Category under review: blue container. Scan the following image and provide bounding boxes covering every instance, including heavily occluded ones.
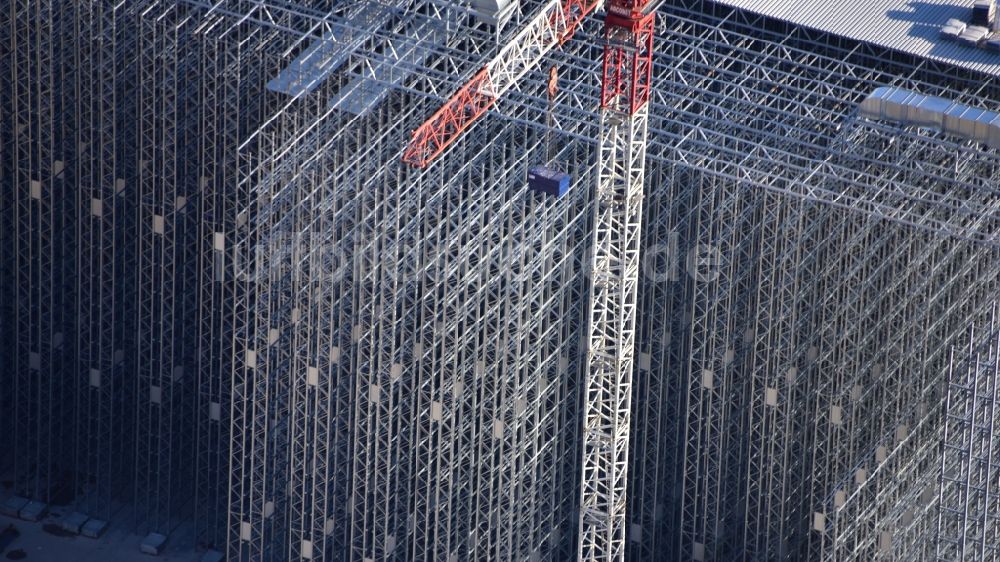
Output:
[527,165,571,197]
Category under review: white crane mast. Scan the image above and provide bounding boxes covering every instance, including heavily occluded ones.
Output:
[579,6,654,560]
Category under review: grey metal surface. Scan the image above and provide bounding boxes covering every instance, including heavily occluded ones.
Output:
[711,0,1000,78]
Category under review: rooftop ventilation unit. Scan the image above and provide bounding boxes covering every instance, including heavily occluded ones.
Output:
[940,18,967,40]
[470,0,519,31]
[958,24,990,46]
[972,0,996,28]
[859,86,1000,149]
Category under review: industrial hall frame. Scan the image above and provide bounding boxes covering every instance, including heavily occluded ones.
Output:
[0,0,999,561]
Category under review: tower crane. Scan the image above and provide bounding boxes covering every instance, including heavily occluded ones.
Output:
[579,2,653,560]
[402,1,656,560]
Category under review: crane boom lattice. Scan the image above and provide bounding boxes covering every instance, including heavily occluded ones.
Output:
[401,0,602,167]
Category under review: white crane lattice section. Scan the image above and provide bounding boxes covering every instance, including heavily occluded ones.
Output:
[579,104,647,562]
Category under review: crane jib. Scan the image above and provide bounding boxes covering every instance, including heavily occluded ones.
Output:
[401,0,603,168]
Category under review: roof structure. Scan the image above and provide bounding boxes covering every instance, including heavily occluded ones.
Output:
[711,0,1000,78]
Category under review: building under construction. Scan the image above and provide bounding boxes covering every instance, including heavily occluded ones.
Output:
[1,0,999,561]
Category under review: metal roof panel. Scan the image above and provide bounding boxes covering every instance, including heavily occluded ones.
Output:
[712,0,1000,77]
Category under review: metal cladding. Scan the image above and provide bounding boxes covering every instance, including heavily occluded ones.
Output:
[2,1,1000,561]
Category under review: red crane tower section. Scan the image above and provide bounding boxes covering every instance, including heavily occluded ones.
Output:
[601,0,654,115]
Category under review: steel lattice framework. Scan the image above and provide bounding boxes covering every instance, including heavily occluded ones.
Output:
[625,4,1000,561]
[4,0,78,508]
[0,0,148,529]
[134,2,598,560]
[937,316,1000,562]
[402,0,601,167]
[3,1,1000,561]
